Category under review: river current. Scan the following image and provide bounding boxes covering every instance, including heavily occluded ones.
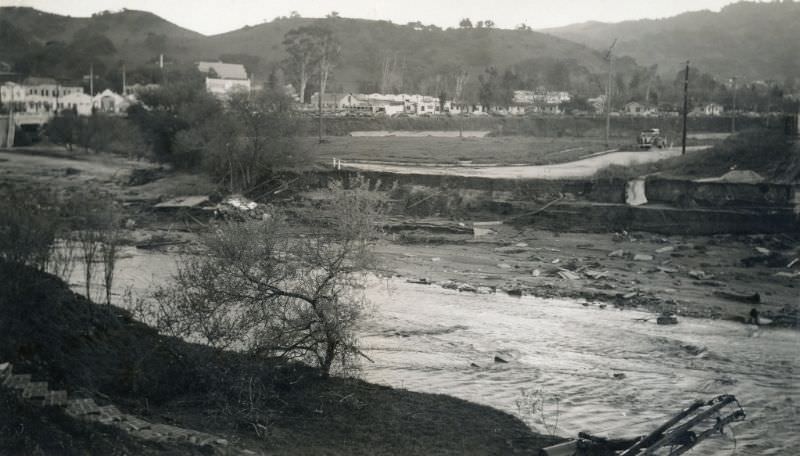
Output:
[80,248,799,455]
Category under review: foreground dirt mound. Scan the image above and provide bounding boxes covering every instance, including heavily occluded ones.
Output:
[0,263,559,455]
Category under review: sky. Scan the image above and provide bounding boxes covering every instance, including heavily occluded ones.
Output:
[7,0,738,36]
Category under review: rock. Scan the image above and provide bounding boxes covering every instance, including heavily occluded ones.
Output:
[633,254,654,261]
[532,269,541,277]
[657,314,679,325]
[21,381,48,400]
[515,242,528,247]
[681,344,706,356]
[494,356,509,364]
[688,270,713,280]
[43,390,69,407]
[608,249,625,258]
[406,278,430,285]
[495,246,529,254]
[622,292,638,299]
[755,247,771,255]
[473,227,496,238]
[441,281,458,290]
[557,270,580,280]
[613,373,626,380]
[498,263,512,269]
[470,363,481,368]
[431,257,441,262]
[655,246,674,254]
[713,290,761,304]
[458,284,477,293]
[584,270,609,279]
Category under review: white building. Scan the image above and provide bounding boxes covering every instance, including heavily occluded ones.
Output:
[703,102,724,116]
[92,89,130,115]
[59,92,93,116]
[197,61,251,99]
[0,79,85,116]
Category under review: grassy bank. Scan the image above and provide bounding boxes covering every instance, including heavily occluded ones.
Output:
[306,115,776,138]
[594,128,800,182]
[0,263,560,455]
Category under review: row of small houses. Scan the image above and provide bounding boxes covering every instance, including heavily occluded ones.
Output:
[306,90,572,116]
[0,78,156,118]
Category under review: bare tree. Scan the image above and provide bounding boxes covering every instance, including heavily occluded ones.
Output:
[314,27,340,102]
[454,70,469,101]
[99,204,121,306]
[77,228,100,301]
[380,52,405,94]
[283,28,318,104]
[153,178,385,377]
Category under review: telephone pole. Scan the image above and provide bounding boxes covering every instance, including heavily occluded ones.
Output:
[604,39,617,148]
[730,76,737,134]
[318,78,324,143]
[681,61,690,156]
[89,63,94,96]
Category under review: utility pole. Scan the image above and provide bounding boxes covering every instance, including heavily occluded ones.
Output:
[318,80,324,143]
[6,84,15,148]
[122,63,127,96]
[730,76,737,134]
[681,61,690,156]
[604,39,617,148]
[159,54,166,84]
[89,63,94,97]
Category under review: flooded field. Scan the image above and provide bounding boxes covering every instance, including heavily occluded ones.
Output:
[75,248,799,455]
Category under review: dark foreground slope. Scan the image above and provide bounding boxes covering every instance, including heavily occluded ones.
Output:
[0,263,559,455]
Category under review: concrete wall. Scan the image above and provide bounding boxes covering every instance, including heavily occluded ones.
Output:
[296,169,799,234]
[645,177,796,209]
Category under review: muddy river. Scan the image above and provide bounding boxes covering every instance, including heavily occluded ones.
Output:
[77,248,799,455]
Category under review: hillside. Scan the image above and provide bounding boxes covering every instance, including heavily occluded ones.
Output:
[198,17,630,93]
[0,7,203,63]
[542,1,800,82]
[0,7,636,97]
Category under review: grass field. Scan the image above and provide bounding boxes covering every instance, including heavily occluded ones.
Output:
[304,136,626,166]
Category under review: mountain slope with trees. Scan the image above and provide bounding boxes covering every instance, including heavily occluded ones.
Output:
[0,7,638,100]
[542,1,800,85]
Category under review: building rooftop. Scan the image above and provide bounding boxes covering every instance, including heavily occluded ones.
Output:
[196,61,248,80]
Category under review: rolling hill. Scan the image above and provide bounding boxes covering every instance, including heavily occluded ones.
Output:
[542,1,800,83]
[0,7,634,97]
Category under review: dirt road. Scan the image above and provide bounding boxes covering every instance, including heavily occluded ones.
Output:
[342,146,711,179]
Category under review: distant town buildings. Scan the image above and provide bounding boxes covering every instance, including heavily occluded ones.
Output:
[305,89,577,117]
[92,89,130,115]
[197,61,251,99]
[703,102,725,116]
[0,78,86,117]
